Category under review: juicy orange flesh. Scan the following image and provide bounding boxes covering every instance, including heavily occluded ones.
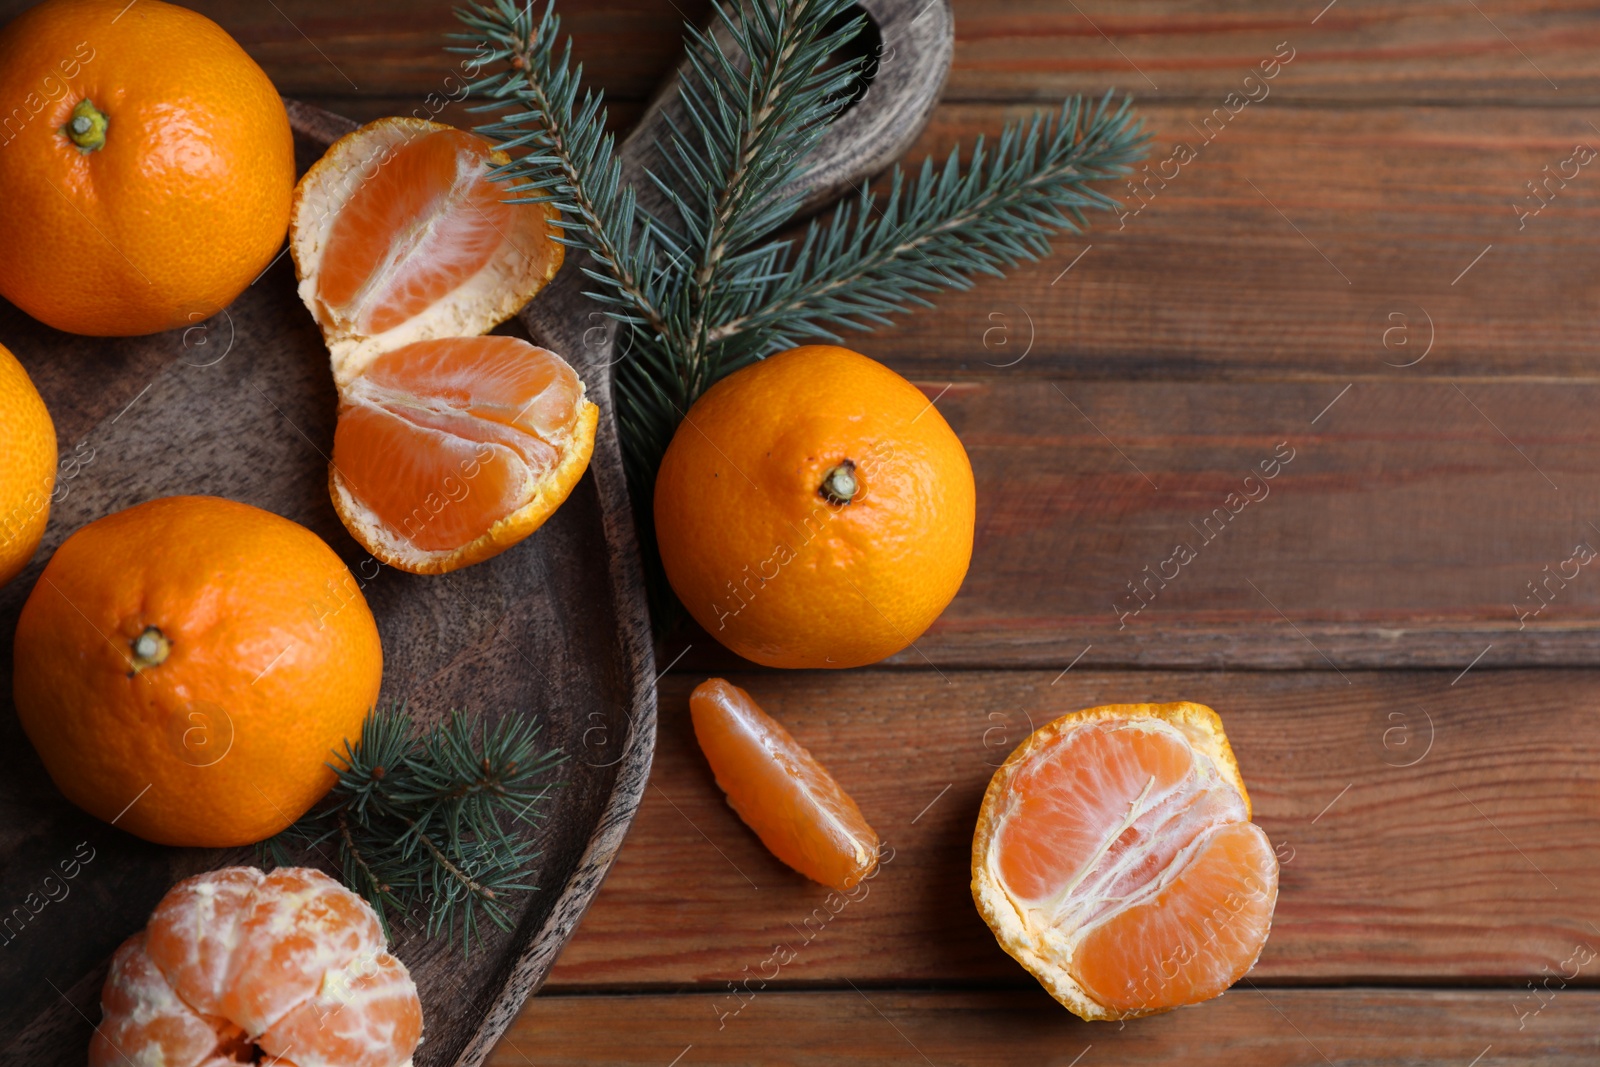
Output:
[333,336,581,553]
[992,721,1274,1014]
[316,127,512,335]
[1073,820,1277,1014]
[93,867,421,1067]
[690,678,879,892]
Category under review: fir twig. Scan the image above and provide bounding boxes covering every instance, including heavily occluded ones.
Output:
[650,0,868,396]
[270,705,565,949]
[708,93,1145,359]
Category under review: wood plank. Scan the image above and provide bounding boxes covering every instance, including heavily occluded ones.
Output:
[497,988,1600,1066]
[13,3,1593,381]
[664,375,1600,669]
[861,103,1600,382]
[27,2,1600,106]
[547,669,1600,987]
[944,0,1600,105]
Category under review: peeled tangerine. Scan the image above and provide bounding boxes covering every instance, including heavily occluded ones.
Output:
[291,117,596,574]
[691,679,879,891]
[91,866,422,1067]
[972,702,1278,1020]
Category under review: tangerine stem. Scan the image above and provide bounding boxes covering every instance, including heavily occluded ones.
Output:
[62,99,107,153]
[819,460,858,506]
[130,626,170,672]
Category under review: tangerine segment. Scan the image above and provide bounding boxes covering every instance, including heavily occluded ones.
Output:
[1073,821,1277,1014]
[259,950,424,1067]
[972,702,1276,1021]
[316,128,511,337]
[289,117,562,383]
[690,678,879,891]
[144,866,265,1016]
[90,934,217,1067]
[330,336,599,574]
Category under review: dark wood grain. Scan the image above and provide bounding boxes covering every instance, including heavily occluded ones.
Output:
[24,1,1597,108]
[499,988,1600,1066]
[547,669,1599,987]
[1,0,1595,1063]
[856,103,1600,382]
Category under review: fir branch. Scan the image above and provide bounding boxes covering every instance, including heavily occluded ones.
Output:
[270,705,564,949]
[450,0,1145,624]
[651,0,867,395]
[707,93,1145,361]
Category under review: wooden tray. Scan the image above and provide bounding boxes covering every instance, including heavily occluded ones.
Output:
[0,0,951,1060]
[0,101,657,1067]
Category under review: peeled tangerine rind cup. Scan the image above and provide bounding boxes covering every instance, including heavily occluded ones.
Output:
[290,116,597,575]
[972,702,1279,1021]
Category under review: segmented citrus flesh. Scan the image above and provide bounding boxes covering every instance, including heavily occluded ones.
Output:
[91,866,422,1067]
[972,703,1277,1020]
[690,678,879,891]
[330,335,598,573]
[315,128,511,337]
[289,116,562,385]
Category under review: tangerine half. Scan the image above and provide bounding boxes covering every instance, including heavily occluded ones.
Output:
[290,117,563,385]
[972,702,1278,1020]
[690,678,879,891]
[329,335,598,574]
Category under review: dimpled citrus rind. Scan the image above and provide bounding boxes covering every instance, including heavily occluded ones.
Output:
[12,496,382,847]
[0,343,55,588]
[654,345,975,669]
[0,0,293,336]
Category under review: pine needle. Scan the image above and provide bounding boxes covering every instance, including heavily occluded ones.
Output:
[268,705,565,950]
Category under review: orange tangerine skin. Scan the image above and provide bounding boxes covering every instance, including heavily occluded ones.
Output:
[12,496,383,847]
[0,0,294,336]
[656,346,975,670]
[0,342,56,588]
[691,678,879,891]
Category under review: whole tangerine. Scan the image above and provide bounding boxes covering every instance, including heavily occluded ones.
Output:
[0,0,294,336]
[0,341,57,587]
[654,345,975,669]
[13,495,383,847]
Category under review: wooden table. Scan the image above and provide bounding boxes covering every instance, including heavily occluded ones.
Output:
[55,1,1600,1062]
